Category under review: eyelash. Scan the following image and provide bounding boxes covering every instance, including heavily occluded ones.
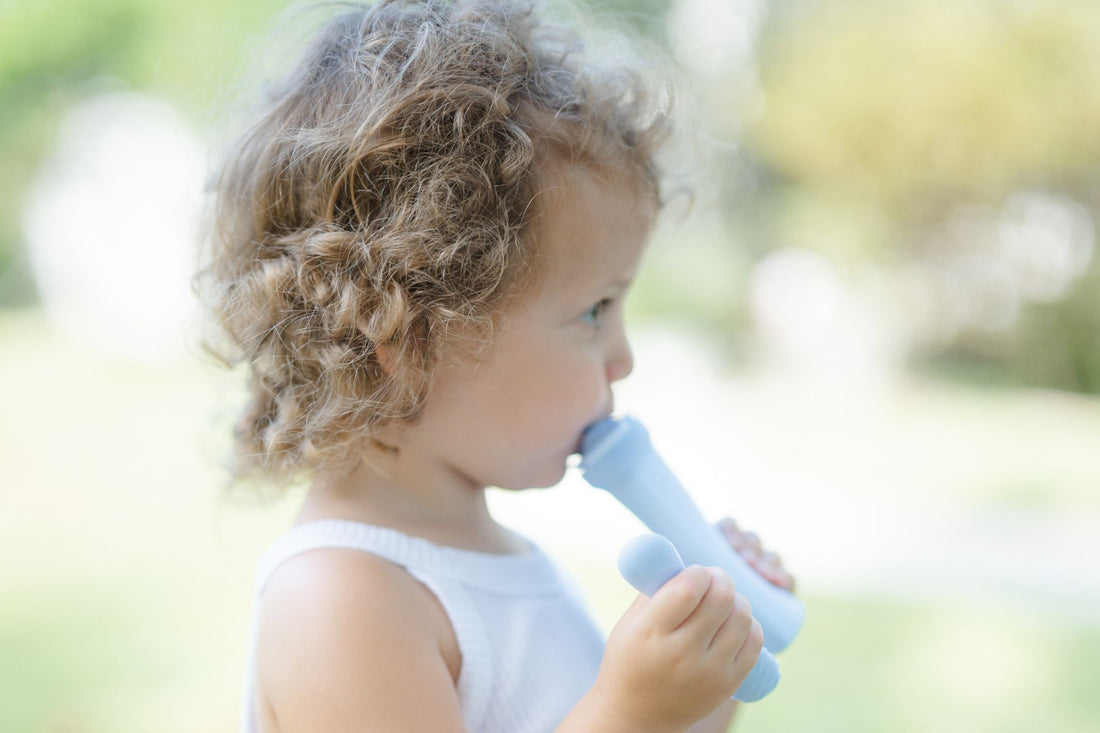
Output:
[581,298,614,326]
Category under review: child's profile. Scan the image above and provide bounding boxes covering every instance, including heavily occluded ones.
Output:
[198,1,794,731]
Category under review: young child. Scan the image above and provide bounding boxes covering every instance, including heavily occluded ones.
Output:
[201,1,794,731]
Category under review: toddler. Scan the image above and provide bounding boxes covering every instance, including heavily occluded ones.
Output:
[200,1,794,731]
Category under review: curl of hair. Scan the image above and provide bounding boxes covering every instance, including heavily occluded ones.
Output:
[197,0,672,491]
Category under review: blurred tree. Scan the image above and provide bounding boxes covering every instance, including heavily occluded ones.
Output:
[5,0,1100,393]
[753,0,1100,210]
[0,0,666,308]
[0,0,279,306]
[584,0,675,40]
[0,0,147,304]
[742,0,1100,392]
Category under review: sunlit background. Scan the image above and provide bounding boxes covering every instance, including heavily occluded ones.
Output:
[2,0,1098,731]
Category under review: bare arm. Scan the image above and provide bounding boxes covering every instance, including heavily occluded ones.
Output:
[255,550,468,733]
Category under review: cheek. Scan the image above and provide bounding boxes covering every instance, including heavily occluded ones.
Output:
[493,331,605,433]
[531,352,605,424]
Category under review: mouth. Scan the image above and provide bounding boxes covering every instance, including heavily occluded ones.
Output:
[573,408,616,456]
[572,425,595,456]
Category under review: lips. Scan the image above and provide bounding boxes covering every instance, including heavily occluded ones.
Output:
[574,406,615,455]
[572,425,594,455]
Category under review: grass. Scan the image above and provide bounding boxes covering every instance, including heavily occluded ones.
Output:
[2,308,1099,733]
[742,596,1100,733]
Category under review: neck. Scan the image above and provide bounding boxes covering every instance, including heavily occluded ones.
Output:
[297,444,521,554]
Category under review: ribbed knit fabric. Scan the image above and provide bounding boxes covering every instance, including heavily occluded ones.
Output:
[241,519,606,733]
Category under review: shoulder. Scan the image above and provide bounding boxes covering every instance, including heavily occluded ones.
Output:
[254,548,464,732]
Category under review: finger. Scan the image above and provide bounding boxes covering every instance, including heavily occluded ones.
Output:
[734,617,765,670]
[621,588,650,618]
[767,568,796,592]
[759,566,794,591]
[718,520,794,590]
[754,550,781,576]
[647,565,712,632]
[678,568,738,645]
[721,520,763,561]
[707,588,753,655]
[720,615,764,691]
[718,518,746,550]
[755,551,796,592]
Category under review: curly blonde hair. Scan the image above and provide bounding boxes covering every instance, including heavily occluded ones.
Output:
[199,0,672,490]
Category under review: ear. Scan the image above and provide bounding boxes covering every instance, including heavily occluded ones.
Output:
[375,343,397,375]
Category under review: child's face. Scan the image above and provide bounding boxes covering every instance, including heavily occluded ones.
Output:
[411,167,652,491]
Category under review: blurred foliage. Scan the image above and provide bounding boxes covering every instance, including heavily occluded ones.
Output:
[3,0,1100,392]
[742,0,1100,391]
[585,0,675,39]
[0,0,666,307]
[754,0,1100,204]
[0,0,280,305]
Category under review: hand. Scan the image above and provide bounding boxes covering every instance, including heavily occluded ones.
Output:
[718,518,795,593]
[593,566,764,732]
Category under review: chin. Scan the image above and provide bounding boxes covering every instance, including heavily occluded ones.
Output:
[496,458,569,491]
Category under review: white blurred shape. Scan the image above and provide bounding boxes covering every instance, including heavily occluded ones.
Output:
[747,247,894,394]
[750,247,841,345]
[996,191,1094,303]
[900,261,958,347]
[953,254,1019,332]
[901,191,1095,348]
[669,0,762,74]
[23,90,205,363]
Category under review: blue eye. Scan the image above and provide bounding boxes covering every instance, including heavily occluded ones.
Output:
[582,298,613,326]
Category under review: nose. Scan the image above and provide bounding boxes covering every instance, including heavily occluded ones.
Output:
[606,329,634,383]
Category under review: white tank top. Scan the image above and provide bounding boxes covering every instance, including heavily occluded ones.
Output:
[241,519,606,733]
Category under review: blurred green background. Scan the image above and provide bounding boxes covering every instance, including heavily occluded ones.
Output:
[2,0,1098,731]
